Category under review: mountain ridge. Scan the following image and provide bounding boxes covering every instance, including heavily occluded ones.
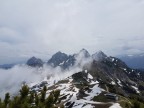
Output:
[1,49,144,108]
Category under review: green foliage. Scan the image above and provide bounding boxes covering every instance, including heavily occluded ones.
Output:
[20,102,31,108]
[54,90,60,103]
[0,85,62,108]
[45,93,54,108]
[125,103,129,108]
[29,92,34,103]
[9,96,21,108]
[43,85,47,92]
[20,85,29,99]
[4,92,10,106]
[0,98,4,108]
[40,90,46,103]
[35,93,39,106]
[39,86,47,103]
[132,100,140,108]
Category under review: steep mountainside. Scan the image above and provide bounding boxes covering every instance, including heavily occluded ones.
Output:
[27,50,144,108]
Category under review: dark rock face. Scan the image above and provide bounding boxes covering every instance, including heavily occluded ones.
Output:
[81,55,144,98]
[27,57,43,67]
[62,55,76,69]
[47,49,91,69]
[69,55,144,101]
[72,71,88,83]
[48,51,76,69]
[48,51,68,67]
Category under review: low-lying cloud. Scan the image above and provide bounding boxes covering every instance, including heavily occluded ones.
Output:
[0,52,95,99]
[0,62,89,99]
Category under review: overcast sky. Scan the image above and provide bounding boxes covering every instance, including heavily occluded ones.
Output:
[0,0,144,64]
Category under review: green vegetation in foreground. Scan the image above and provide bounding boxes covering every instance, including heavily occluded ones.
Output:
[120,99,144,108]
[93,92,110,102]
[0,85,64,108]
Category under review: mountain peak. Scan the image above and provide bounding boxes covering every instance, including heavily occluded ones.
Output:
[48,51,69,67]
[55,51,63,55]
[78,48,90,58]
[79,48,89,53]
[27,56,43,67]
[92,50,107,61]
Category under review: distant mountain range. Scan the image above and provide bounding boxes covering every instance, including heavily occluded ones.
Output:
[1,50,144,70]
[0,63,15,69]
[118,54,144,69]
[26,49,110,69]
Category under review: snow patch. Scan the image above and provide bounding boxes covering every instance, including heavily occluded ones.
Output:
[117,79,122,87]
[84,84,104,100]
[59,61,65,65]
[88,73,93,79]
[109,103,122,108]
[112,58,115,62]
[131,86,140,93]
[111,81,116,85]
[85,70,88,73]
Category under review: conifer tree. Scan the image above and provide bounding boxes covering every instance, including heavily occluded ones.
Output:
[29,92,34,103]
[35,93,39,106]
[54,90,60,103]
[43,85,47,92]
[0,98,4,108]
[40,90,46,103]
[20,85,29,99]
[4,92,10,107]
[132,100,140,108]
[9,96,20,108]
[45,93,54,108]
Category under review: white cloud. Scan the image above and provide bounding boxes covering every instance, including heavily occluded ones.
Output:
[0,0,144,64]
[0,63,83,99]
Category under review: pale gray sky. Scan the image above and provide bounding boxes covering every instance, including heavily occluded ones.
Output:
[0,0,144,64]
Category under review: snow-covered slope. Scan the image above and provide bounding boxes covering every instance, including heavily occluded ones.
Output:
[29,70,122,108]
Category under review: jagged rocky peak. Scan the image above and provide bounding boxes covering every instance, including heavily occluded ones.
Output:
[53,51,68,58]
[92,50,107,61]
[27,56,43,67]
[49,51,68,60]
[77,48,90,58]
[48,51,69,67]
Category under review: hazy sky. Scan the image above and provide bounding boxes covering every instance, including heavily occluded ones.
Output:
[0,0,144,64]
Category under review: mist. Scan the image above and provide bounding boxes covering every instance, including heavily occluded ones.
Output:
[0,56,93,99]
[0,51,95,99]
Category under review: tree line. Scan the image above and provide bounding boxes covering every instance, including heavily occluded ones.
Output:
[0,85,64,108]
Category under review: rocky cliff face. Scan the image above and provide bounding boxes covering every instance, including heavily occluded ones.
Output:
[27,56,43,67]
[47,51,76,69]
